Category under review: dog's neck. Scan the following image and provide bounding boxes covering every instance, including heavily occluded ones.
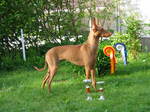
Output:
[86,31,99,50]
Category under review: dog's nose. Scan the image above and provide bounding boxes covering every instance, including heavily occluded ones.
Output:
[104,32,112,37]
[109,32,112,36]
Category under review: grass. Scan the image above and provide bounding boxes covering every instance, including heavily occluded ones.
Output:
[0,53,150,112]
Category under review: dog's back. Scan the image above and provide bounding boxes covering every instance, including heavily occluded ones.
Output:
[46,44,85,66]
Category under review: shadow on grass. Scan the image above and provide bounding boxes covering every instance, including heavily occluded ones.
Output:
[115,61,150,76]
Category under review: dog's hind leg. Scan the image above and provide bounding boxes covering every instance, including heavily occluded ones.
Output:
[47,66,57,93]
[41,69,50,89]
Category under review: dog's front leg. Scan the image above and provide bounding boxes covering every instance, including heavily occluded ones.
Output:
[91,69,96,90]
[85,66,91,79]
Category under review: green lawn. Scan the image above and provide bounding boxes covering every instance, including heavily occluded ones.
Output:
[0,53,150,112]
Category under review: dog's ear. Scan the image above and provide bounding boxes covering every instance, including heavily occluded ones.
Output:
[96,18,102,26]
[92,18,97,26]
[92,17,97,31]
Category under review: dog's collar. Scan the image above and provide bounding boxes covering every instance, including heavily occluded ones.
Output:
[94,31,103,37]
[90,45,98,49]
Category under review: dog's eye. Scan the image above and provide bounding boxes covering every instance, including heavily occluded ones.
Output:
[100,28,104,31]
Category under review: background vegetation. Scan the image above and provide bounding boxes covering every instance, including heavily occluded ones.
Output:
[110,15,143,59]
[0,0,120,72]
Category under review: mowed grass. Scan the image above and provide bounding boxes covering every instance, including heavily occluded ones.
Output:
[0,53,150,112]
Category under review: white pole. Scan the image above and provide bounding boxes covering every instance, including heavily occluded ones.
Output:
[21,29,26,61]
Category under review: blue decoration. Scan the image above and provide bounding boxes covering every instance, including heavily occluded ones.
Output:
[114,43,127,65]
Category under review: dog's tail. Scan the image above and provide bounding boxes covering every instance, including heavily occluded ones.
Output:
[33,62,47,72]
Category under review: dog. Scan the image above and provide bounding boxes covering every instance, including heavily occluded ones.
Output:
[34,18,112,92]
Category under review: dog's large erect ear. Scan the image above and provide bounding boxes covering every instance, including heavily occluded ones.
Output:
[92,17,97,29]
[95,18,101,26]
[92,18,97,26]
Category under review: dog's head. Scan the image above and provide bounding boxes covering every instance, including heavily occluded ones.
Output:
[92,18,112,38]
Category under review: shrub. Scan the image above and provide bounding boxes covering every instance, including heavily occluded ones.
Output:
[0,52,23,71]
[111,15,142,59]
[96,40,111,76]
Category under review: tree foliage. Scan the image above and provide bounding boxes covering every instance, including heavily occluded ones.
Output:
[110,15,142,59]
[0,0,119,70]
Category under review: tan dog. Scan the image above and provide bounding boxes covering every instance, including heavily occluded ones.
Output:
[34,18,112,92]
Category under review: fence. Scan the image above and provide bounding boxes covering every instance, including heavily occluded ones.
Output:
[141,37,150,52]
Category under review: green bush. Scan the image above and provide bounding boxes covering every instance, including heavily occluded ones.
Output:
[0,48,44,71]
[143,23,150,39]
[0,52,23,70]
[111,15,142,59]
[96,40,111,76]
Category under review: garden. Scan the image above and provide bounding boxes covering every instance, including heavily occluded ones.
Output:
[0,0,150,112]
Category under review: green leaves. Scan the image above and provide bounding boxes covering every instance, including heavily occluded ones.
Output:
[110,15,142,59]
[96,40,111,75]
[0,0,118,70]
